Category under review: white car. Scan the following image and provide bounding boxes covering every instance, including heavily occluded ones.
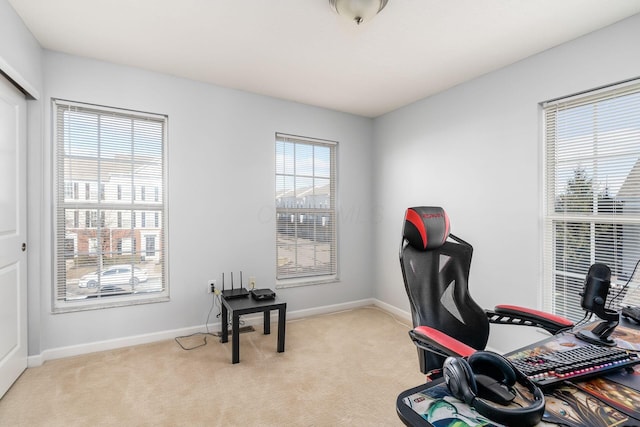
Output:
[78,265,148,288]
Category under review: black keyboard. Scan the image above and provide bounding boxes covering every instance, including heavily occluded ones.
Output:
[510,344,640,387]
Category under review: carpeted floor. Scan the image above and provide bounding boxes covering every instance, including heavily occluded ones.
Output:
[0,306,425,426]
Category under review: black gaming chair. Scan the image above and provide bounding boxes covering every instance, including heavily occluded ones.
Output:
[399,206,574,377]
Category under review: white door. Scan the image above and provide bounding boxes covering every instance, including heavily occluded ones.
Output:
[0,74,27,398]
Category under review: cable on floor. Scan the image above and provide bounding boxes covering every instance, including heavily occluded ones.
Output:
[175,293,218,350]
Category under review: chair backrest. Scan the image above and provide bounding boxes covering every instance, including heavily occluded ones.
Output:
[399,207,489,373]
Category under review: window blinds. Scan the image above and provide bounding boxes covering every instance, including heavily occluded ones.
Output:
[543,80,640,321]
[275,133,337,281]
[53,99,168,310]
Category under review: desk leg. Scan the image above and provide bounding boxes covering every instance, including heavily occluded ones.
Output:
[277,307,286,353]
[220,303,228,343]
[264,310,270,335]
[232,314,240,364]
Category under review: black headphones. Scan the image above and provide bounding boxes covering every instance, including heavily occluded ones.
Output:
[443,351,545,426]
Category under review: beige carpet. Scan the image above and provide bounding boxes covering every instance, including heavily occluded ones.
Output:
[0,306,425,426]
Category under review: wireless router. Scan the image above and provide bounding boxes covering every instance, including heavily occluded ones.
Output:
[222,271,249,299]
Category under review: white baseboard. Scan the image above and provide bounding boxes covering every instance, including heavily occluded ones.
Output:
[371,299,411,323]
[286,298,376,320]
[28,324,207,367]
[28,298,380,367]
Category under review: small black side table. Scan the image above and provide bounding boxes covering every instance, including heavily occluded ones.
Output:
[220,294,287,364]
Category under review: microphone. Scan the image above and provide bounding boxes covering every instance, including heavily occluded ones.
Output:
[580,263,613,314]
[577,263,619,346]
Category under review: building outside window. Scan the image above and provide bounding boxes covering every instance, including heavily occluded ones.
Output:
[543,80,640,321]
[53,99,168,311]
[64,182,73,199]
[275,133,337,285]
[146,236,156,257]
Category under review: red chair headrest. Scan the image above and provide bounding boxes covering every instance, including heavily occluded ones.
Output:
[403,207,450,250]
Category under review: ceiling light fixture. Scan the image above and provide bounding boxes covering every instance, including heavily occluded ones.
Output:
[329,0,389,25]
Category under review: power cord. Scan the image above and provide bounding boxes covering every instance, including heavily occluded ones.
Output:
[174,293,248,350]
[174,293,219,350]
[572,311,592,329]
[174,332,216,351]
[608,257,640,307]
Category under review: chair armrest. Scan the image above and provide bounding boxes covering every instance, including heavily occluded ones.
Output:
[487,304,574,334]
[409,326,477,358]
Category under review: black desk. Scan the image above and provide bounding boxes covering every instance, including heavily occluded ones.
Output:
[397,318,640,426]
[220,295,286,364]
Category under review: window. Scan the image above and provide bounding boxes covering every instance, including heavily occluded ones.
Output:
[64,182,73,198]
[543,80,640,321]
[146,236,156,257]
[275,133,337,284]
[53,99,168,311]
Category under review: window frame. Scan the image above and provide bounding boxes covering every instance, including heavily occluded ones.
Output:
[275,133,338,288]
[542,79,640,321]
[52,99,169,312]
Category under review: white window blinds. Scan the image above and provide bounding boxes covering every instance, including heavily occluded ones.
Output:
[53,99,168,310]
[543,80,640,321]
[275,133,337,282]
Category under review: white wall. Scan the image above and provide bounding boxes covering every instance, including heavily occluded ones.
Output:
[372,13,640,353]
[0,0,41,97]
[29,51,374,356]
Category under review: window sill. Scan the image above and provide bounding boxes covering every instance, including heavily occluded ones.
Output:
[52,293,169,314]
[275,276,339,289]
